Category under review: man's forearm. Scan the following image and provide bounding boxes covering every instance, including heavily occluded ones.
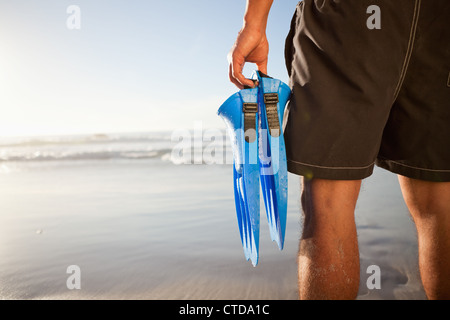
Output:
[243,0,274,33]
[228,0,272,88]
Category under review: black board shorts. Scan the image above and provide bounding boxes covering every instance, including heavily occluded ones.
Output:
[284,0,450,182]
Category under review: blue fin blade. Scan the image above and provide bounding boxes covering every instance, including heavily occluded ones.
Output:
[218,88,260,266]
[256,72,291,251]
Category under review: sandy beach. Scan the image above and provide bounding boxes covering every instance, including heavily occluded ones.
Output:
[0,133,426,300]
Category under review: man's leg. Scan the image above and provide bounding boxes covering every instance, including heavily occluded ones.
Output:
[298,178,361,300]
[398,176,450,299]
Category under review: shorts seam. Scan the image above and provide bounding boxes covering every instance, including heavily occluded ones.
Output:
[392,0,421,102]
[287,159,375,170]
[378,159,450,173]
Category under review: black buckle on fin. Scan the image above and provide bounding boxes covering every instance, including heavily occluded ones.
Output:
[263,93,281,137]
[243,103,257,143]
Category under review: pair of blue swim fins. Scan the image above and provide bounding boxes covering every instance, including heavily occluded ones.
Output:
[218,71,291,266]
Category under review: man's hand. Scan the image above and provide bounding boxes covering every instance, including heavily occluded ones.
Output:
[228,27,269,89]
[228,0,273,89]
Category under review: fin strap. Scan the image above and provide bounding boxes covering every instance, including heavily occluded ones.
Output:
[264,93,280,137]
[243,103,258,143]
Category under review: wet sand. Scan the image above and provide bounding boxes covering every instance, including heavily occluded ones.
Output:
[0,157,426,300]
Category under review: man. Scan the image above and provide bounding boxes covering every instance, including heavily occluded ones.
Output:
[228,0,450,300]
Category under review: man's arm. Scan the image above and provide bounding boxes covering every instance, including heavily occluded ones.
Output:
[228,0,273,89]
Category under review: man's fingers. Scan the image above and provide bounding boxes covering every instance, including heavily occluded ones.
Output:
[229,57,255,89]
[228,63,244,89]
[257,60,268,76]
[235,70,256,89]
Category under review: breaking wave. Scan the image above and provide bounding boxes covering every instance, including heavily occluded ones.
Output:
[0,131,231,164]
[0,132,174,163]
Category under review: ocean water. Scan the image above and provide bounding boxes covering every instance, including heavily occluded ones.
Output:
[0,132,425,299]
[0,132,301,299]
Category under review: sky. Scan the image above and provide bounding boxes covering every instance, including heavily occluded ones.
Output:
[0,0,297,137]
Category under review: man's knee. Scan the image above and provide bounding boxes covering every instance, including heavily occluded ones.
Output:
[301,178,361,213]
[398,176,450,220]
[300,178,361,236]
